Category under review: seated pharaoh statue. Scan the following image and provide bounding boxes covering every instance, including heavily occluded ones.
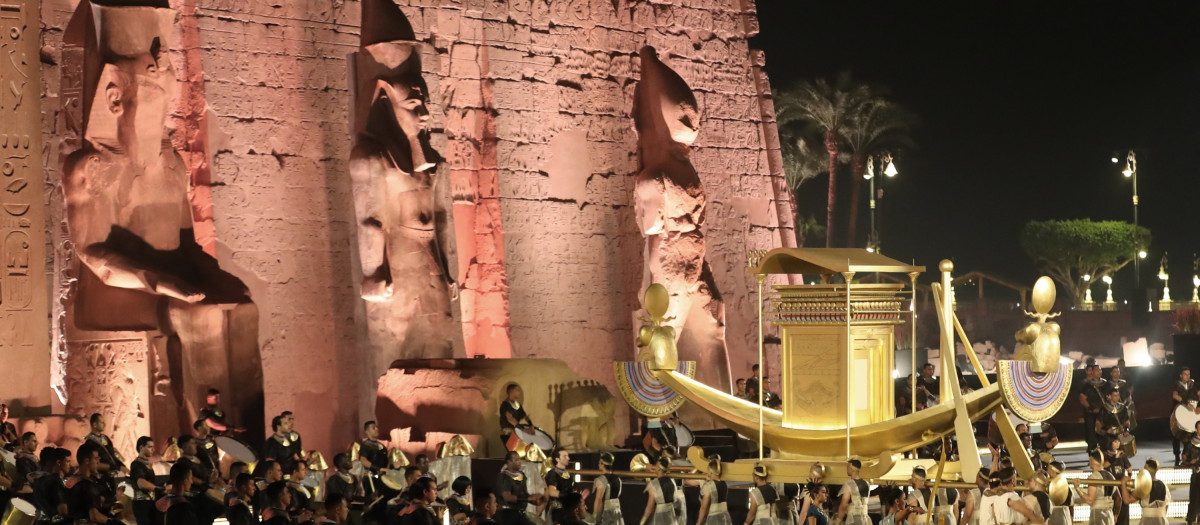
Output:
[62,1,263,440]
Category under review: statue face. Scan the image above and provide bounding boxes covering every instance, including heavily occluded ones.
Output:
[103,50,176,163]
[375,76,433,173]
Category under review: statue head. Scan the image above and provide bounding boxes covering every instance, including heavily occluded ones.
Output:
[1030,276,1056,316]
[351,0,434,174]
[633,46,700,150]
[83,3,177,164]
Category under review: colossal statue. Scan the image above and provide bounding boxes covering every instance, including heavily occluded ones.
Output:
[349,0,455,365]
[631,47,730,392]
[61,1,262,441]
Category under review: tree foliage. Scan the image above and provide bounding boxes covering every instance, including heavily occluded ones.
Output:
[1019,220,1151,307]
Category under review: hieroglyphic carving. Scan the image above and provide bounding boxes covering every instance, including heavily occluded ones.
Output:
[0,0,50,409]
[64,339,150,462]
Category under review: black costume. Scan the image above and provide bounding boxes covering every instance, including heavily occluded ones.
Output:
[262,434,301,477]
[129,457,159,525]
[1173,379,1196,462]
[160,494,200,525]
[1080,378,1108,450]
[261,507,294,525]
[66,474,113,525]
[227,497,258,525]
[1186,436,1200,525]
[495,468,536,525]
[326,472,359,502]
[544,467,575,523]
[199,406,228,435]
[499,401,531,448]
[1097,399,1136,454]
[31,472,68,522]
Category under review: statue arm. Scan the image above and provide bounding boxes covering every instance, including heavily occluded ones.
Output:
[349,149,391,300]
[77,243,204,303]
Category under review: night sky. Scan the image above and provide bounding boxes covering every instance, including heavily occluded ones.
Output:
[752,2,1200,299]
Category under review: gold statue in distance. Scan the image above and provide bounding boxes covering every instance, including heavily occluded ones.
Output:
[638,284,678,370]
[1014,276,1062,374]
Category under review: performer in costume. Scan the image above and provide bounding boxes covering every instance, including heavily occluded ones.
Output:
[905,468,932,525]
[1074,451,1116,525]
[354,420,392,503]
[1121,459,1169,525]
[696,456,730,525]
[474,489,500,525]
[1078,363,1108,451]
[67,441,115,525]
[160,463,200,525]
[745,464,780,525]
[1185,424,1200,525]
[263,416,301,477]
[129,437,162,525]
[193,419,220,475]
[1171,367,1196,466]
[1107,367,1131,403]
[1020,474,1051,525]
[402,478,441,525]
[496,451,545,525]
[260,481,296,525]
[1045,462,1073,525]
[880,488,913,525]
[500,384,534,449]
[321,494,351,525]
[447,476,473,525]
[960,468,989,525]
[325,453,362,503]
[835,459,870,525]
[981,468,1042,525]
[225,474,258,525]
[31,447,71,523]
[199,389,232,435]
[1097,388,1136,459]
[590,452,625,525]
[643,456,679,525]
[804,484,829,525]
[544,448,576,523]
[85,413,127,493]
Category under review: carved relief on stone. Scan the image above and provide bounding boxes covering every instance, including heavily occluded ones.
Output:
[60,1,263,441]
[0,0,51,409]
[64,339,150,461]
[349,0,456,364]
[631,46,730,392]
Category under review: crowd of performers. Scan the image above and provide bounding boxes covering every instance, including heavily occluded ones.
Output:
[1,359,1196,525]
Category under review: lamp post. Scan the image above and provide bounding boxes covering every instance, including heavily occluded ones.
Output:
[1102,275,1115,311]
[1118,151,1141,287]
[864,154,897,253]
[1083,274,1094,311]
[1159,253,1172,311]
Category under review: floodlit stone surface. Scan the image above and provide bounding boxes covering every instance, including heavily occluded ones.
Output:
[35,0,791,455]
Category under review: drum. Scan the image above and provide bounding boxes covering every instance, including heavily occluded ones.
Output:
[675,423,694,447]
[1174,403,1200,435]
[507,426,554,452]
[0,449,17,479]
[215,436,258,464]
[2,497,37,525]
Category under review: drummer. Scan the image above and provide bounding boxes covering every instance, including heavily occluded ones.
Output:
[15,432,39,489]
[193,420,220,475]
[500,384,534,452]
[200,389,232,436]
[357,420,389,501]
[31,447,71,522]
[1172,367,1197,466]
[496,450,546,525]
[0,403,17,444]
[67,441,114,525]
[130,437,162,525]
[1097,388,1136,457]
[159,463,198,525]
[85,413,127,486]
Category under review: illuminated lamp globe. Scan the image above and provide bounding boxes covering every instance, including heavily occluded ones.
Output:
[884,160,898,177]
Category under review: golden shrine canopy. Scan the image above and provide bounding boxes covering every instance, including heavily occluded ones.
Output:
[750,248,925,275]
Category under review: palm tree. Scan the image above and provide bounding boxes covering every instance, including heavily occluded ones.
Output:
[775,73,874,247]
[841,99,917,246]
[780,134,826,246]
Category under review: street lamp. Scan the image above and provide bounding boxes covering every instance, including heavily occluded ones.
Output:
[1102,275,1115,311]
[1159,253,1172,311]
[1082,274,1094,311]
[865,154,898,253]
[1120,150,1140,287]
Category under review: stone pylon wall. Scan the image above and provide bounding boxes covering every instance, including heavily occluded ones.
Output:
[37,0,791,455]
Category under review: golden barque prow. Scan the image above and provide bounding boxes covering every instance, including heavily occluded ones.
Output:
[638,283,678,371]
[1013,276,1061,373]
